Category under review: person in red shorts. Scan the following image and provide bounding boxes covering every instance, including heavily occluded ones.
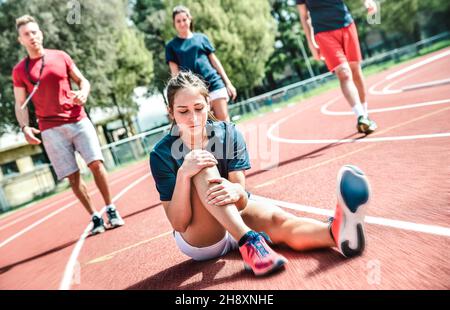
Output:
[12,15,124,235]
[297,0,378,134]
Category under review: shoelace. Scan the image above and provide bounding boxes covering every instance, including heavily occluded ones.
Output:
[92,216,102,227]
[248,232,273,258]
[107,209,117,219]
[258,232,272,244]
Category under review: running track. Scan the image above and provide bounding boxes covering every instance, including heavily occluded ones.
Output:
[1,48,449,290]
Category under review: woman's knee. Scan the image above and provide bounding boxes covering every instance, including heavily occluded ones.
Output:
[271,211,291,227]
[192,165,220,183]
[211,99,229,121]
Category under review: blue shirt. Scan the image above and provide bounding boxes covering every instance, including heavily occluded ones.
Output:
[165,33,225,92]
[150,120,251,201]
[296,0,353,34]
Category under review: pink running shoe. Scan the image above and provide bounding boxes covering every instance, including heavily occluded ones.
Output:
[239,231,287,276]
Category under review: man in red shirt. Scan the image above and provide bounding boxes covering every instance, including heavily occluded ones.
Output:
[12,15,124,235]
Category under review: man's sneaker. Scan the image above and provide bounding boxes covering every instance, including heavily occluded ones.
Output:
[106,208,125,228]
[90,215,106,235]
[368,119,378,133]
[330,165,370,258]
[357,116,377,134]
[239,231,287,276]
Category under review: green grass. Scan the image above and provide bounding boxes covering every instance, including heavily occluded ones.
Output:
[418,39,450,55]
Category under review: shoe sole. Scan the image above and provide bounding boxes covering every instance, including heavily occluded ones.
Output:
[368,123,378,134]
[336,165,370,257]
[244,258,287,276]
[91,226,106,235]
[109,219,125,228]
[357,121,369,133]
[358,121,378,135]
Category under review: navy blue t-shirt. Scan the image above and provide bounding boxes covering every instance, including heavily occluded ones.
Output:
[150,120,251,201]
[165,33,225,92]
[296,0,353,34]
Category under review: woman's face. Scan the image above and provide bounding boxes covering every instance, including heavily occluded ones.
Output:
[171,87,209,137]
[173,12,191,34]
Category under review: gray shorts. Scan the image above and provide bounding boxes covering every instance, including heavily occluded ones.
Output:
[41,118,104,180]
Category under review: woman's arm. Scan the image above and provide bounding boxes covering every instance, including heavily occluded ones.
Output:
[208,53,237,100]
[206,170,248,211]
[228,171,248,210]
[168,61,180,77]
[161,168,192,232]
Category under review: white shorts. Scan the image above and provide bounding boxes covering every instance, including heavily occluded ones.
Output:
[41,118,104,180]
[209,87,229,102]
[173,230,238,261]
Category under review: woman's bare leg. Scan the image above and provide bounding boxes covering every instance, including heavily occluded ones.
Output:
[210,98,230,122]
[180,183,229,247]
[190,166,251,240]
[241,199,335,251]
[177,165,252,247]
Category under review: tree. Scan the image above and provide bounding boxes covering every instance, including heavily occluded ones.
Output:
[131,0,169,95]
[374,0,450,41]
[266,0,312,88]
[111,27,154,136]
[0,0,153,134]
[346,0,450,48]
[132,0,276,98]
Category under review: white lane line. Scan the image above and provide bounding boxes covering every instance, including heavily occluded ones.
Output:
[269,131,450,144]
[369,49,450,95]
[0,169,149,249]
[321,98,450,116]
[386,49,450,80]
[369,77,399,95]
[383,75,450,93]
[401,78,450,91]
[0,168,145,232]
[0,163,146,224]
[59,173,151,290]
[0,198,76,232]
[251,195,450,237]
[0,201,77,249]
[270,103,450,144]
[381,73,412,94]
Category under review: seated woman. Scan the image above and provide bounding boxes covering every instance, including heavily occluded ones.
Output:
[150,71,371,276]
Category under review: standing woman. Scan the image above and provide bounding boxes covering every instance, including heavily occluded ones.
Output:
[165,5,236,122]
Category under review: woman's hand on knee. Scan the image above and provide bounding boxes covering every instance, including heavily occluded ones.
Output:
[179,150,218,178]
[206,178,245,206]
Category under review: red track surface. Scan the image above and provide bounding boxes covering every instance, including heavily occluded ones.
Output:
[1,48,449,290]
